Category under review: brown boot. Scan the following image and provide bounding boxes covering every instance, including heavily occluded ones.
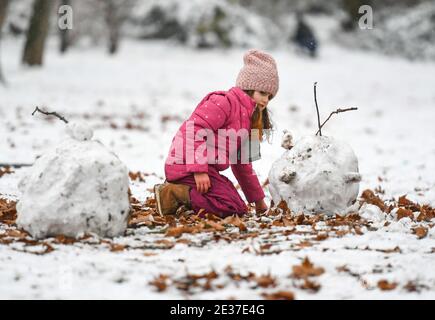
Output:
[154,182,191,216]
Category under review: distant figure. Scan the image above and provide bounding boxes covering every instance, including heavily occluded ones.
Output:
[292,13,318,58]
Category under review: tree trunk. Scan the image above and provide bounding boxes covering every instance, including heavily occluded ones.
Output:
[0,0,9,29]
[101,0,136,55]
[104,0,120,55]
[22,0,54,66]
[59,0,71,54]
[0,0,10,84]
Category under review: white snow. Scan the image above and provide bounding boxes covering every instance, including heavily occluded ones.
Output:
[269,135,360,215]
[0,15,435,299]
[359,203,386,228]
[16,123,130,239]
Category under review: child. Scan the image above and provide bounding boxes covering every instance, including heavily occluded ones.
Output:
[154,49,279,218]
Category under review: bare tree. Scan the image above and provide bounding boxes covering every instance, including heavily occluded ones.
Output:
[0,0,10,84]
[104,0,119,54]
[22,0,54,66]
[0,0,8,35]
[101,0,136,55]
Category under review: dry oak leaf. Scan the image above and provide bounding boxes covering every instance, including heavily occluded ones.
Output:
[110,243,126,252]
[54,235,77,245]
[262,291,295,300]
[315,233,329,241]
[292,257,325,278]
[3,229,28,239]
[0,198,17,224]
[166,225,199,238]
[300,279,321,292]
[222,215,247,232]
[128,171,146,182]
[377,280,397,291]
[398,195,415,207]
[403,281,429,293]
[149,274,170,292]
[203,220,225,232]
[128,212,154,227]
[255,274,277,288]
[360,189,386,211]
[412,227,428,239]
[277,200,290,213]
[0,166,14,178]
[417,205,435,222]
[396,207,414,221]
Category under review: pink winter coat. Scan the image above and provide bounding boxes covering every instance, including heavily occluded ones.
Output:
[164,86,265,203]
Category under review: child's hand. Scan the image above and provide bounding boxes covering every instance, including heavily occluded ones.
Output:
[194,172,211,193]
[255,199,268,214]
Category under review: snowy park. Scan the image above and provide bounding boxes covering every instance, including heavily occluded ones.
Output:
[0,0,434,300]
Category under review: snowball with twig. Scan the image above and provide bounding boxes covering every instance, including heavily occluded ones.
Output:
[268,83,361,215]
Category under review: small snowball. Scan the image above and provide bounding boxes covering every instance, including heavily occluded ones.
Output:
[384,217,414,233]
[281,130,294,150]
[360,203,386,227]
[66,122,93,141]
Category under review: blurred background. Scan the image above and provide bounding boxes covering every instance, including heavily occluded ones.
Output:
[1,0,435,201]
[1,0,435,71]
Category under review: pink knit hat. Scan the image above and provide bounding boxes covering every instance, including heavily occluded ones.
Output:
[236,49,279,98]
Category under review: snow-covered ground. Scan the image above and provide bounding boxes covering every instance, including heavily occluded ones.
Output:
[1,32,435,299]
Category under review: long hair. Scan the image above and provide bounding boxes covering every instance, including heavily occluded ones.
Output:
[244,90,274,143]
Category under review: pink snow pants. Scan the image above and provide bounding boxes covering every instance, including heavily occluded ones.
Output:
[168,166,248,218]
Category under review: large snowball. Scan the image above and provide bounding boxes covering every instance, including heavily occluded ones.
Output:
[268,134,361,215]
[16,123,130,239]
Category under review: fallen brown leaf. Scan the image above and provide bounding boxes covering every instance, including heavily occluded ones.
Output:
[315,233,329,241]
[128,171,146,182]
[0,166,14,178]
[300,278,321,292]
[396,207,414,220]
[222,215,247,232]
[262,290,295,300]
[0,198,17,225]
[149,274,169,292]
[292,257,325,278]
[360,189,386,211]
[110,244,126,252]
[378,280,397,291]
[255,274,277,288]
[412,227,428,239]
[203,220,225,232]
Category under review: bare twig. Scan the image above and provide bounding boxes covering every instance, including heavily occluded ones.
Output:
[32,106,69,124]
[315,107,358,135]
[313,82,322,136]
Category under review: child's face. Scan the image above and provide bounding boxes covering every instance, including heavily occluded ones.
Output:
[252,91,273,111]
